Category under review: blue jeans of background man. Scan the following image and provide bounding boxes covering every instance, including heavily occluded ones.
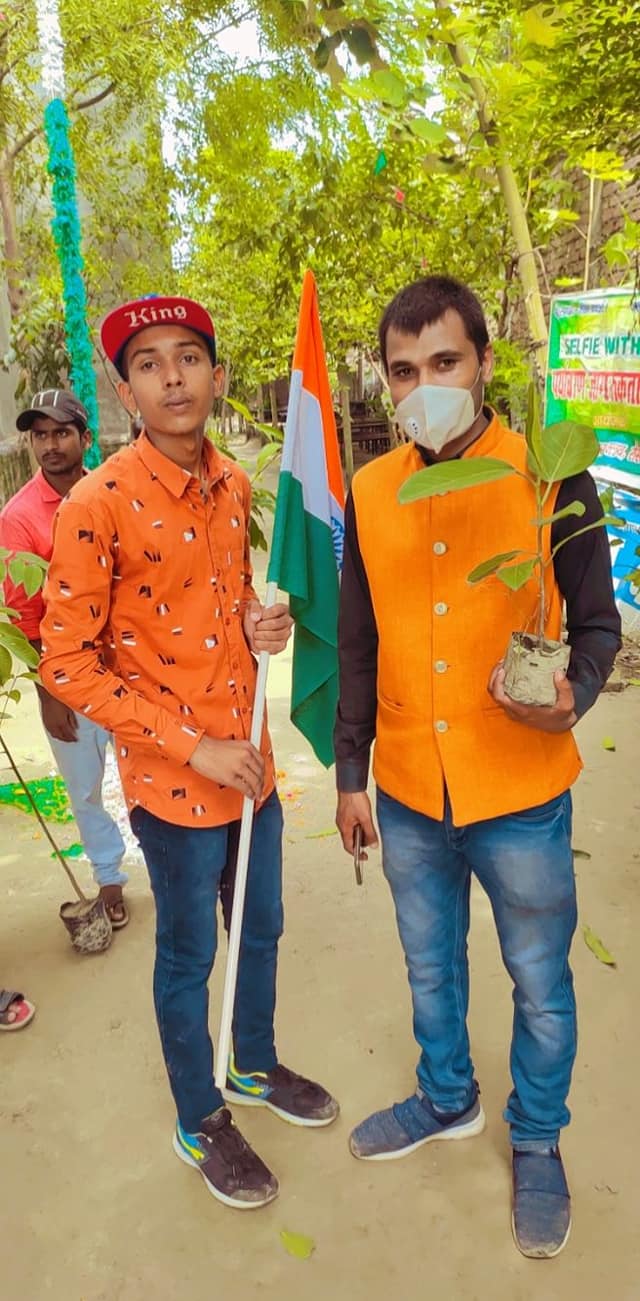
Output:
[45,712,127,888]
[376,787,577,1149]
[130,791,284,1134]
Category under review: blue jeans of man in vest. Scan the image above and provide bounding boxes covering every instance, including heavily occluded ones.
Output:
[377,786,577,1148]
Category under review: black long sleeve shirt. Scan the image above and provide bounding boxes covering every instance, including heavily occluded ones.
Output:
[334,466,622,793]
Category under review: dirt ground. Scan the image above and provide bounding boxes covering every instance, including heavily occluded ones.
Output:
[1,536,639,1301]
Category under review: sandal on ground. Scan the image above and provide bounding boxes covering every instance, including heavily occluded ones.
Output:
[99,886,130,930]
[0,989,36,1031]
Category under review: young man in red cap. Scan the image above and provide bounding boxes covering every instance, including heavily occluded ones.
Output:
[40,296,338,1210]
[0,389,129,928]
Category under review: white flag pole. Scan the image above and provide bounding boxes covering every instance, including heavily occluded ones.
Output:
[214,579,278,1089]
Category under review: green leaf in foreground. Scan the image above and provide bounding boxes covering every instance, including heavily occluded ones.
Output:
[583,925,617,968]
[534,421,599,482]
[305,829,337,839]
[468,551,522,584]
[530,500,586,528]
[496,558,537,591]
[573,849,592,860]
[280,1230,315,1260]
[0,643,12,685]
[399,458,516,504]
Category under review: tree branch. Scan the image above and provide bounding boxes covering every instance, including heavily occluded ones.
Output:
[73,81,116,112]
[9,123,43,164]
[0,52,27,90]
[8,80,115,162]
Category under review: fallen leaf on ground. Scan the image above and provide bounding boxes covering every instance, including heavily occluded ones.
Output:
[629,678,640,687]
[280,1229,315,1260]
[306,829,337,839]
[602,736,616,751]
[572,848,592,860]
[583,925,617,968]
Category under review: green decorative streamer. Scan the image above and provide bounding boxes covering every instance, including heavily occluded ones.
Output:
[44,98,101,469]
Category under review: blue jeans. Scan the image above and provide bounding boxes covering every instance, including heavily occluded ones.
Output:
[46,713,127,889]
[130,791,284,1133]
[377,787,577,1148]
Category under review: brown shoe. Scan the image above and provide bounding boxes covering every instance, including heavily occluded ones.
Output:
[173,1107,278,1209]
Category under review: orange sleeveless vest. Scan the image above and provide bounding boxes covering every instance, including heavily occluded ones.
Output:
[351,414,582,825]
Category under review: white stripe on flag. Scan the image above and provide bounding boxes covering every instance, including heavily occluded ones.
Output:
[280,368,331,527]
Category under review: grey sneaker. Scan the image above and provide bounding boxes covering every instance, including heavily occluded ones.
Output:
[512,1148,571,1258]
[350,1085,485,1161]
[173,1106,279,1209]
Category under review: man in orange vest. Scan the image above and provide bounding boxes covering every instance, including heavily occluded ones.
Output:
[334,276,621,1258]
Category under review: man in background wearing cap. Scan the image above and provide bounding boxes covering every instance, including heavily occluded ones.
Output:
[0,391,129,929]
[39,297,338,1211]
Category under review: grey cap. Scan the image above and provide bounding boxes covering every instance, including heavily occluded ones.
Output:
[17,389,89,432]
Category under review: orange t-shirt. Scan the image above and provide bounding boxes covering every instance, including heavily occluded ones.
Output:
[40,433,275,827]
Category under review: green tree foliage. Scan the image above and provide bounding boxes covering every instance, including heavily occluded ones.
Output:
[0,0,230,393]
[176,46,511,396]
[1,0,636,414]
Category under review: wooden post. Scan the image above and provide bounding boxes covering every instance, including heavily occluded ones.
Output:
[356,350,365,401]
[256,386,265,424]
[268,380,279,429]
[338,363,354,488]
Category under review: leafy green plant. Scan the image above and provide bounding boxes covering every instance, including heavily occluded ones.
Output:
[0,548,93,905]
[398,385,619,699]
[0,547,47,719]
[1,301,70,403]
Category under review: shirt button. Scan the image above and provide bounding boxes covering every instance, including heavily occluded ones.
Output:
[434,660,448,673]
[435,720,449,734]
[434,601,448,616]
[433,541,447,556]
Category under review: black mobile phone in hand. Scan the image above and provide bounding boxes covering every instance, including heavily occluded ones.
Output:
[354,823,363,886]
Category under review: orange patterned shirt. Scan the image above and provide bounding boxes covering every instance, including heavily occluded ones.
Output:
[40,433,275,827]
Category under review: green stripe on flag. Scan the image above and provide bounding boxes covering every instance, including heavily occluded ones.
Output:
[267,472,339,767]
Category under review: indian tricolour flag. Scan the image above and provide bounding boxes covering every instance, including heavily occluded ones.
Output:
[267,270,345,767]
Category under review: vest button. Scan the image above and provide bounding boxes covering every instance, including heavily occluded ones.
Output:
[434,601,448,615]
[433,541,447,555]
[435,720,449,734]
[434,660,448,673]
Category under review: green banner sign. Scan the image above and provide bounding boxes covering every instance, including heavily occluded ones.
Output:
[546,287,640,489]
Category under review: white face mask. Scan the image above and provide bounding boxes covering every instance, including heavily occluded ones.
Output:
[394,369,484,454]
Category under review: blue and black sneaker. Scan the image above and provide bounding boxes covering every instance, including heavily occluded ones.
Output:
[224,1056,339,1128]
[173,1106,278,1209]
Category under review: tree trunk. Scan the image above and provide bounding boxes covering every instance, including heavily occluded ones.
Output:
[434,0,548,378]
[0,158,22,315]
